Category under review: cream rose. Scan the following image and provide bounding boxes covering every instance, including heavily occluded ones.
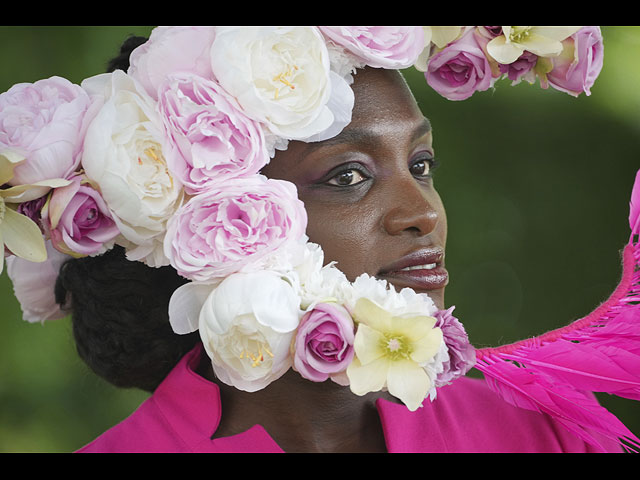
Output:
[209,26,354,143]
[80,70,183,267]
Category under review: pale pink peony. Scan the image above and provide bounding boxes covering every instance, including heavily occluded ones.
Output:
[425,30,497,101]
[164,176,307,283]
[127,26,217,100]
[0,76,92,185]
[545,26,604,97]
[157,73,269,195]
[42,174,120,257]
[320,26,425,69]
[6,240,69,323]
[294,302,355,382]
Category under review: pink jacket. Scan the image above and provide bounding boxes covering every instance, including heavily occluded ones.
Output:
[77,344,620,453]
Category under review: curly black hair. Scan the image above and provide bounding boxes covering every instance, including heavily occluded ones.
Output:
[54,35,200,393]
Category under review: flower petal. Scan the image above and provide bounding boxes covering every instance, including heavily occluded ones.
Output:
[392,315,437,341]
[487,35,524,64]
[0,150,25,185]
[520,33,564,58]
[168,281,217,334]
[2,207,47,264]
[386,360,432,411]
[532,26,582,42]
[352,297,393,332]
[353,323,387,365]
[346,356,389,396]
[411,327,444,364]
[0,178,71,203]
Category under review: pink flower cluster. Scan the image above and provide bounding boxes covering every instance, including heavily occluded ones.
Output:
[424,26,603,101]
[0,76,119,257]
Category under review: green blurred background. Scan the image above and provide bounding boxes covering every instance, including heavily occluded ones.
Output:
[0,26,638,452]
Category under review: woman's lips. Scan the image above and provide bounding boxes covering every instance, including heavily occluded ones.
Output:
[377,247,449,291]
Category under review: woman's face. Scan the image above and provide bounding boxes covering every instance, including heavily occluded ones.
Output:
[262,67,448,309]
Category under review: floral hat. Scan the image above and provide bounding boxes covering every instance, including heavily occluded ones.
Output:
[5,25,623,431]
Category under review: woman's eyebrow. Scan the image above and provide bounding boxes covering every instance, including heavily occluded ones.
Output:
[303,117,432,154]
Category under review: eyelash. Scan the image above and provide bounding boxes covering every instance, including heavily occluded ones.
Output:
[325,155,439,187]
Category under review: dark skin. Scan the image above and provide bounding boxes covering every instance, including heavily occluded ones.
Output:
[202,67,448,452]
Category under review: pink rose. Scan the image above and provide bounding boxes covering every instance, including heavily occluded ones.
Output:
[42,175,120,257]
[294,302,355,382]
[545,26,604,97]
[425,30,496,101]
[164,176,307,282]
[0,76,92,185]
[320,26,424,69]
[128,26,217,100]
[158,73,269,195]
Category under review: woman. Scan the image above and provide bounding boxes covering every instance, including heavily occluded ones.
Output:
[1,26,638,452]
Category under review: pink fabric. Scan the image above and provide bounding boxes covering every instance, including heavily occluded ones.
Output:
[76,344,621,453]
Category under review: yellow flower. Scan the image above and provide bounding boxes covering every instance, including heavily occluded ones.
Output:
[487,26,581,65]
[0,153,67,274]
[346,298,443,411]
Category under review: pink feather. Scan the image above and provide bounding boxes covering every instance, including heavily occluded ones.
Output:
[474,169,640,452]
[630,169,640,236]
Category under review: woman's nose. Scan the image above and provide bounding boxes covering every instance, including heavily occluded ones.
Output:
[382,177,439,236]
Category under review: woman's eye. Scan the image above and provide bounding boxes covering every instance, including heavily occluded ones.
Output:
[410,156,438,178]
[410,160,428,176]
[327,169,367,186]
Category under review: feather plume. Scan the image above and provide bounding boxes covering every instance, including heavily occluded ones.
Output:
[630,169,640,236]
[474,168,640,452]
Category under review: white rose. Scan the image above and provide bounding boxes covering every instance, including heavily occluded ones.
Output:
[210,26,354,143]
[80,70,183,267]
[199,270,302,392]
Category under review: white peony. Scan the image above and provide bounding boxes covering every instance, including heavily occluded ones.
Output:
[209,26,354,143]
[198,270,302,392]
[80,70,183,267]
[346,273,438,317]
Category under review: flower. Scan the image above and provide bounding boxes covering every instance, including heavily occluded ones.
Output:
[543,26,604,97]
[127,26,217,100]
[0,154,48,274]
[164,175,307,283]
[0,76,92,186]
[486,26,581,65]
[80,70,183,267]
[42,174,120,257]
[293,302,355,383]
[415,26,464,71]
[346,298,444,411]
[347,273,438,318]
[157,73,269,195]
[499,50,538,84]
[198,270,302,392]
[425,29,498,101]
[209,26,354,143]
[432,306,476,386]
[6,240,69,323]
[319,26,425,69]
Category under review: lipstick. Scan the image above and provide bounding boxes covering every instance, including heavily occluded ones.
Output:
[377,247,448,291]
